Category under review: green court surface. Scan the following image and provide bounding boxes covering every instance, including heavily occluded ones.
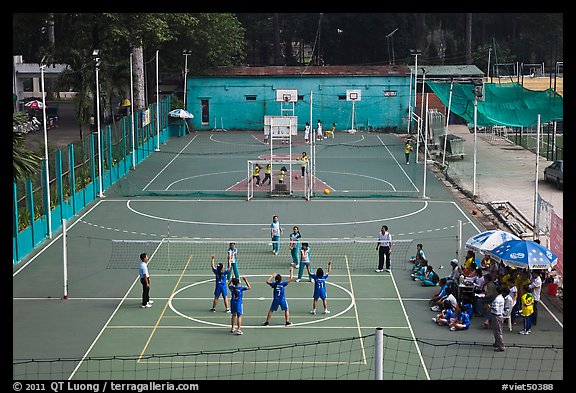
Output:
[13,131,563,381]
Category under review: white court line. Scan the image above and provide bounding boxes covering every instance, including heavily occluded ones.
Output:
[124,199,430,226]
[377,134,420,191]
[389,266,431,380]
[142,134,198,191]
[13,199,105,277]
[345,255,368,364]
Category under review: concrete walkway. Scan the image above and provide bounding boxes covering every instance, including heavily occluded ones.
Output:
[442,124,562,222]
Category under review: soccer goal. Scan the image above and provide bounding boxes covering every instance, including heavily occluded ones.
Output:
[247,159,310,201]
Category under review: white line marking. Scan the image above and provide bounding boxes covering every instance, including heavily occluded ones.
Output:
[142,135,198,191]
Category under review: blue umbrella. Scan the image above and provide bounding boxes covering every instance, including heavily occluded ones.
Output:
[489,239,558,270]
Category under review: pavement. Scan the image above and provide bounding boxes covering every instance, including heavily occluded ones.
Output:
[439,124,562,222]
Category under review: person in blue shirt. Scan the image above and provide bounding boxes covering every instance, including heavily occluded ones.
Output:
[433,300,455,326]
[270,215,283,255]
[263,267,294,326]
[228,276,251,335]
[288,226,302,268]
[227,242,239,281]
[449,303,472,331]
[209,256,231,313]
[307,260,332,315]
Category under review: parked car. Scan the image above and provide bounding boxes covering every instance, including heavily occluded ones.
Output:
[543,160,563,189]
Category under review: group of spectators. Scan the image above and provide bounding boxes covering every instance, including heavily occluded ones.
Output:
[411,245,543,338]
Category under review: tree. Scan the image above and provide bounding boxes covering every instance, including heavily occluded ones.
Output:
[13,112,42,181]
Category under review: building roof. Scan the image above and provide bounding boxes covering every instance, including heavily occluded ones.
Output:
[202,65,412,77]
[408,65,485,80]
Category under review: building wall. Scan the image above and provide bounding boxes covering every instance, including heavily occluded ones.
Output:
[186,75,411,132]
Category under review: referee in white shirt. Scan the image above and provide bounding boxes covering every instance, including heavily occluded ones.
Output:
[139,253,153,308]
[376,225,392,272]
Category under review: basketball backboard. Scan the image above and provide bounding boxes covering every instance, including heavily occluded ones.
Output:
[346,89,361,101]
[276,89,298,103]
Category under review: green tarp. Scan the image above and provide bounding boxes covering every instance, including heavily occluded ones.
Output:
[427,81,563,128]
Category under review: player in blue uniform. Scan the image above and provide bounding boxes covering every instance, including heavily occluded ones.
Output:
[228,276,251,335]
[210,255,231,313]
[307,260,332,315]
[263,267,294,326]
[449,303,472,331]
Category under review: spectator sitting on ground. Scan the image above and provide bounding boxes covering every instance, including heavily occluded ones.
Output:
[420,265,440,287]
[411,259,428,278]
[433,300,456,326]
[431,284,458,313]
[445,258,462,286]
[429,277,448,307]
[409,243,426,266]
[449,302,472,331]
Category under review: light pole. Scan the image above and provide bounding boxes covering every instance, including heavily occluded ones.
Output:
[155,49,160,152]
[93,49,104,198]
[410,49,421,135]
[183,51,191,110]
[40,57,52,238]
[130,52,136,170]
[386,28,398,65]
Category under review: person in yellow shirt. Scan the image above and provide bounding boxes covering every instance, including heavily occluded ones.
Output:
[519,285,534,335]
[262,163,272,186]
[251,163,262,187]
[463,250,476,271]
[298,152,309,177]
[278,167,286,184]
[480,253,492,270]
[404,140,413,164]
[325,123,336,139]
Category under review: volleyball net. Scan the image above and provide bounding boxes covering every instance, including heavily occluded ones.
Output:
[13,329,563,380]
[106,238,415,272]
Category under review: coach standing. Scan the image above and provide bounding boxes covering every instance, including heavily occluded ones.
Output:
[376,225,392,273]
[139,253,153,308]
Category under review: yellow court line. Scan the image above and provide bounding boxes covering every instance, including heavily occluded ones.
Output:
[137,254,193,363]
[345,255,368,365]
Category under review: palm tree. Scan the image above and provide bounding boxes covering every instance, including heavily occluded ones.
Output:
[13,112,42,181]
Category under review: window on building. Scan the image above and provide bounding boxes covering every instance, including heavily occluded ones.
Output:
[338,95,347,100]
[245,95,257,101]
[23,78,33,92]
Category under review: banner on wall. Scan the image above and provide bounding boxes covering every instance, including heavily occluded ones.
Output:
[549,211,563,276]
[142,109,151,127]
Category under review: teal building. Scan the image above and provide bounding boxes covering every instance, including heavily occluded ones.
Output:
[185,65,413,132]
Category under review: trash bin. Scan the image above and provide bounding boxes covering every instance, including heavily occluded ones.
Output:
[547,283,558,296]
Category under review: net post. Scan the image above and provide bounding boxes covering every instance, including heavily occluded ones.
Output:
[374,327,383,380]
[457,220,462,261]
[62,218,68,300]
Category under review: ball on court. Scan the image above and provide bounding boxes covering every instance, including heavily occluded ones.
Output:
[295,175,299,180]
[472,209,478,215]
[323,188,330,195]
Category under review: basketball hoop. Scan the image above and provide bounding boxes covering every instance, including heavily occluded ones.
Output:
[283,94,291,103]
